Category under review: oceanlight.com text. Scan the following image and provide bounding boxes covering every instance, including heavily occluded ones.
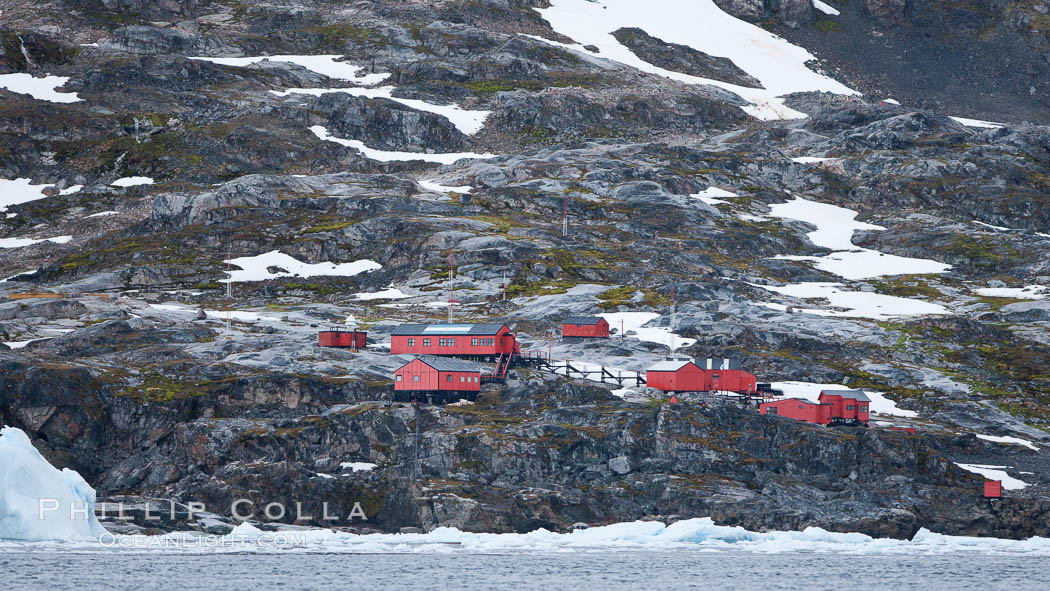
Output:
[97,532,307,549]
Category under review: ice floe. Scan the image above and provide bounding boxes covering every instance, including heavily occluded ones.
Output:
[190,55,389,85]
[273,86,490,135]
[536,0,858,120]
[954,464,1028,490]
[222,250,381,283]
[753,282,949,320]
[111,176,154,187]
[0,426,106,541]
[0,178,55,213]
[310,126,496,164]
[0,73,82,103]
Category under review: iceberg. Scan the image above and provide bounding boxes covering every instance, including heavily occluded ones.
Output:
[0,426,107,541]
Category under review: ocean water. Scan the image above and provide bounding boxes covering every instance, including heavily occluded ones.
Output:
[2,551,1045,590]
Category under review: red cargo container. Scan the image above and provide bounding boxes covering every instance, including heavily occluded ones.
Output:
[390,323,517,359]
[646,360,707,393]
[818,390,871,424]
[562,316,610,339]
[318,330,367,350]
[760,398,832,425]
[393,357,481,403]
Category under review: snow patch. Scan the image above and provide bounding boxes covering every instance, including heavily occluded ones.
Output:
[310,126,496,164]
[791,156,836,164]
[222,250,381,283]
[691,187,738,205]
[353,288,411,301]
[86,211,119,218]
[976,434,1039,451]
[536,0,858,120]
[419,179,473,194]
[190,55,389,85]
[0,178,55,213]
[600,311,696,353]
[340,462,377,472]
[812,0,840,16]
[954,464,1028,490]
[0,73,82,103]
[0,426,106,541]
[272,87,490,135]
[59,185,83,196]
[111,176,154,187]
[0,236,73,249]
[950,116,1004,129]
[752,282,949,320]
[974,286,1048,300]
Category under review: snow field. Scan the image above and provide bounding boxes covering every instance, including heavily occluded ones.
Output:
[222,250,381,283]
[190,55,389,85]
[0,73,82,103]
[752,282,950,320]
[310,126,496,164]
[111,176,154,187]
[0,178,55,212]
[0,236,73,249]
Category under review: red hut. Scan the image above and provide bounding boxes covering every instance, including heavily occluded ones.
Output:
[703,358,757,393]
[390,323,518,359]
[760,398,832,425]
[818,390,871,424]
[393,356,481,403]
[984,480,1003,498]
[318,329,367,350]
[562,316,610,339]
[646,360,707,393]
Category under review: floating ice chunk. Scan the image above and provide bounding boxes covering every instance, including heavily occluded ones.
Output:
[190,55,389,85]
[975,434,1039,451]
[310,126,496,164]
[0,426,107,541]
[954,463,1028,490]
[222,250,381,283]
[272,87,490,135]
[0,178,55,212]
[111,176,154,187]
[0,73,82,103]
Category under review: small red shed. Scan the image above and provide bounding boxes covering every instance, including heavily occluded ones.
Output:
[984,480,1003,498]
[390,323,517,359]
[562,316,610,339]
[702,358,757,393]
[393,356,482,403]
[646,360,707,393]
[818,389,871,424]
[318,329,367,350]
[760,398,832,425]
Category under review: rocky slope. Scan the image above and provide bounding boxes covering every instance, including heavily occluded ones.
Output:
[1,0,1049,539]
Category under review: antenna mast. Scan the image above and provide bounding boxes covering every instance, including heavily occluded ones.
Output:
[562,194,568,237]
[669,281,676,360]
[225,244,232,339]
[447,252,454,324]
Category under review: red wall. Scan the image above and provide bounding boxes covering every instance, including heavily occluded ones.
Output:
[394,359,481,392]
[318,331,367,348]
[818,393,870,422]
[760,399,832,425]
[390,326,515,356]
[708,369,757,393]
[648,364,707,392]
[562,319,610,338]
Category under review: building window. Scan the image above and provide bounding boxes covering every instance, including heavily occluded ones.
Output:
[799,405,804,409]
[488,338,494,346]
[423,338,430,347]
[846,405,856,410]
[396,375,402,382]
[439,338,446,346]
[447,375,452,382]
[460,376,465,382]
[472,338,478,346]
[413,375,419,382]
[407,338,415,347]
[859,405,867,412]
[768,407,778,415]
[449,338,455,346]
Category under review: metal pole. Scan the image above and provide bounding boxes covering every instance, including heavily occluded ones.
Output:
[412,401,420,481]
[448,252,454,324]
[562,194,567,237]
[548,330,551,363]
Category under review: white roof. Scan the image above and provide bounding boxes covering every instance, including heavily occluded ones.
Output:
[647,360,696,372]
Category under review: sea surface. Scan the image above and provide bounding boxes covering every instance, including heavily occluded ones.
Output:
[2,551,1045,591]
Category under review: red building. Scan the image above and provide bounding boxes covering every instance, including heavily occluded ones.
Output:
[984,480,1003,498]
[562,316,610,339]
[318,329,367,350]
[390,323,518,359]
[393,356,481,403]
[818,390,871,424]
[646,360,707,393]
[760,398,832,425]
[702,358,758,393]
